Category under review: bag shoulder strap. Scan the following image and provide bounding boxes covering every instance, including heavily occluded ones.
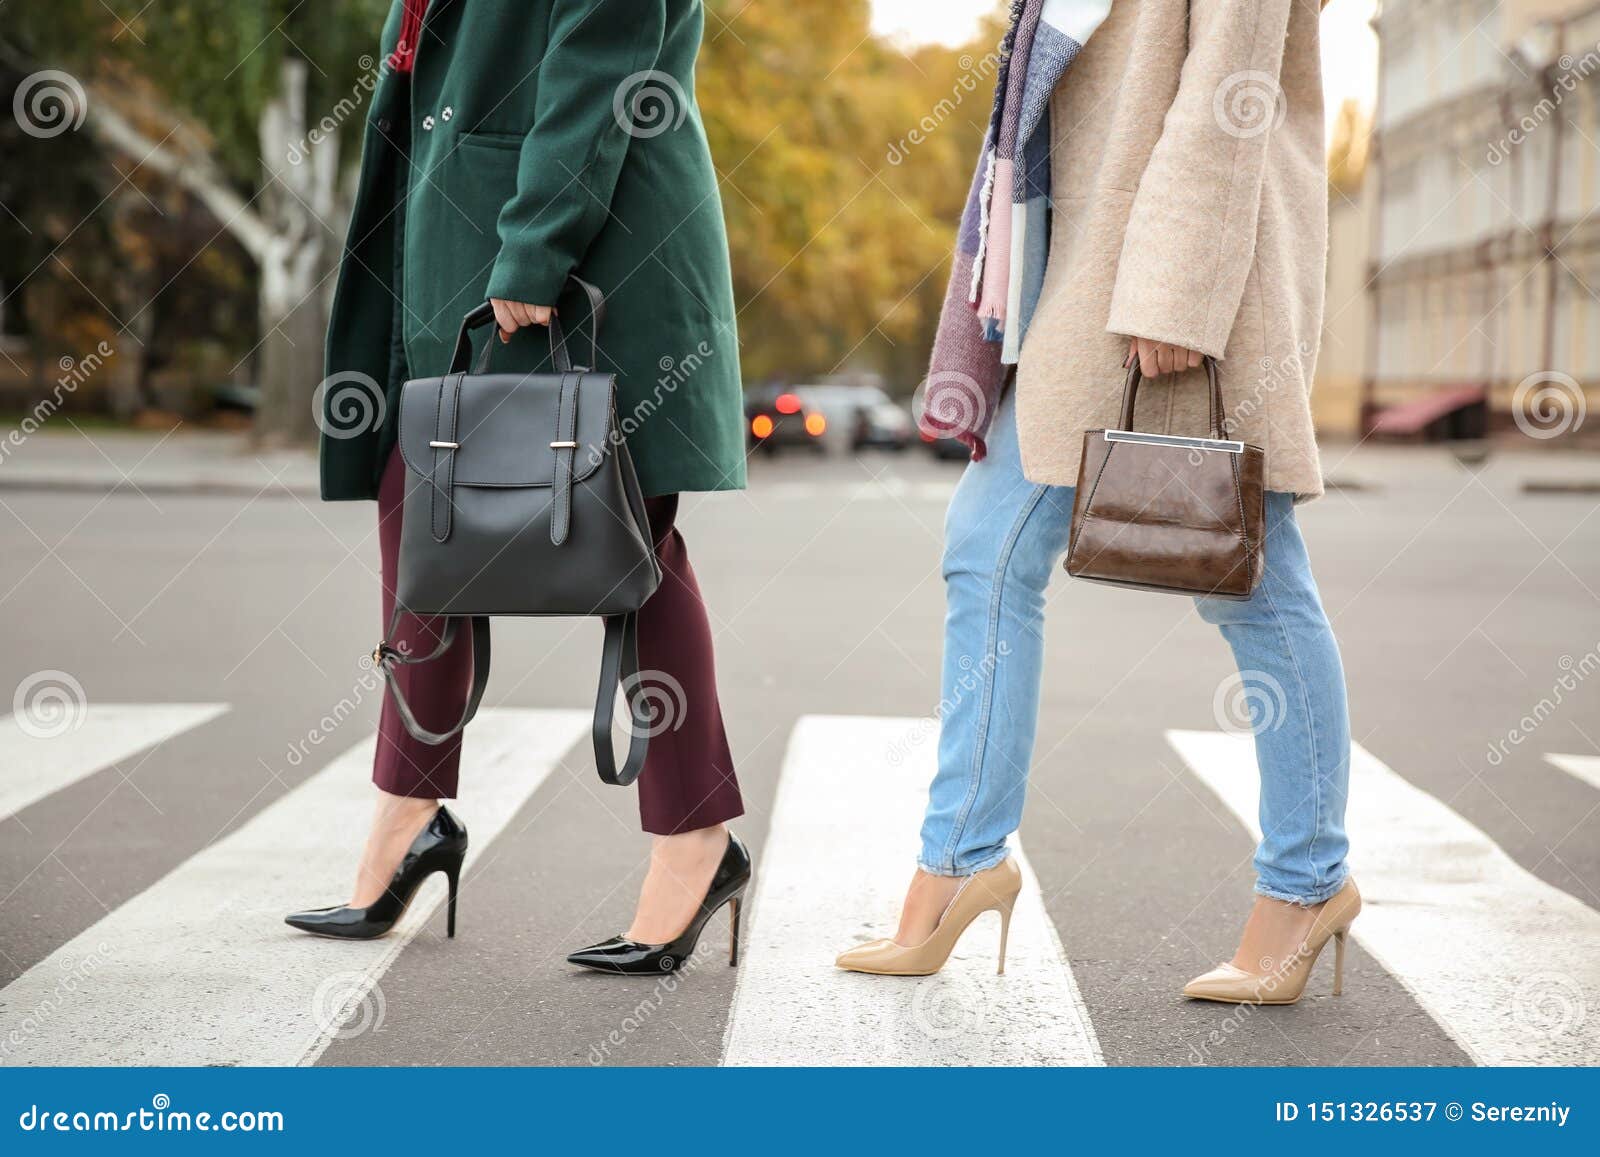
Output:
[593,613,650,787]
[374,612,491,746]
[374,610,649,787]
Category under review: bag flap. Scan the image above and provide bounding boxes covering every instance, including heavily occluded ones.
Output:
[396,370,614,487]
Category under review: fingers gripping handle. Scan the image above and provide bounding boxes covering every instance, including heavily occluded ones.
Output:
[450,277,608,376]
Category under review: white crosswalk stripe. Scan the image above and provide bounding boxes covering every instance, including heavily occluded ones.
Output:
[721,715,1102,1066]
[0,709,588,1067]
[0,704,228,823]
[758,479,956,504]
[1546,753,1600,793]
[7,706,1598,1067]
[1168,729,1600,1066]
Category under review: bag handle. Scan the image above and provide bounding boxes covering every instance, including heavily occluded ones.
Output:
[448,276,608,376]
[374,610,650,787]
[1117,355,1227,439]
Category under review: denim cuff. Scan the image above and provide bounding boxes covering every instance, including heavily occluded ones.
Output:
[916,848,1011,879]
[1254,872,1349,907]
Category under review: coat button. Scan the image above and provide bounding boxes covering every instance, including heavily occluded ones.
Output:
[441,106,453,122]
[376,117,392,133]
[422,115,435,130]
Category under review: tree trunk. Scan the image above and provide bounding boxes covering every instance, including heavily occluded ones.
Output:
[77,60,342,442]
[254,55,342,446]
[256,237,327,445]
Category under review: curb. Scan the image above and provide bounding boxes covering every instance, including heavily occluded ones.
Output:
[1520,479,1600,495]
[0,477,319,499]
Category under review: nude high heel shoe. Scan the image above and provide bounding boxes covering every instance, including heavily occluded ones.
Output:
[1182,878,1361,1005]
[835,857,1022,977]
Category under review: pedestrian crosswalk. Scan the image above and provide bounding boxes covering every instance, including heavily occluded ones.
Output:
[1547,753,1600,793]
[0,703,227,822]
[0,709,588,1066]
[721,716,1101,1066]
[1,707,1597,1066]
[1168,730,1600,1066]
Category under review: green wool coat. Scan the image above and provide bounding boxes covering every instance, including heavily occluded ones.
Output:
[319,0,746,500]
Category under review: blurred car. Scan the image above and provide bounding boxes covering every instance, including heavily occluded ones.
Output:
[772,383,915,453]
[745,386,828,454]
[921,430,972,461]
[848,387,914,451]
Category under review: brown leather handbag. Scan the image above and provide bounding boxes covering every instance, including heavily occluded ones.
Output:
[1064,357,1265,599]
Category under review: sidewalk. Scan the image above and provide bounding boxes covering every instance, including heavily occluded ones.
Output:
[0,428,320,497]
[0,427,1595,497]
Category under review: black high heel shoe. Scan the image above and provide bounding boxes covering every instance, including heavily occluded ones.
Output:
[285,806,468,940]
[567,832,751,974]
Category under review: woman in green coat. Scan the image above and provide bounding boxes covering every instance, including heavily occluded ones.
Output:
[289,0,752,974]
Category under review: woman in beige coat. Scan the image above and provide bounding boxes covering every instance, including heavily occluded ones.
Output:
[837,0,1360,1005]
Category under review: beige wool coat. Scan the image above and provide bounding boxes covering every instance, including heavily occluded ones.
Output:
[1015,0,1328,499]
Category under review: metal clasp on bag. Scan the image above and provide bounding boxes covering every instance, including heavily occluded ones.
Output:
[429,440,459,449]
[1104,429,1244,454]
[549,440,578,449]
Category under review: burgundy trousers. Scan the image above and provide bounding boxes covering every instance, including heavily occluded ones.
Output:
[371,449,744,835]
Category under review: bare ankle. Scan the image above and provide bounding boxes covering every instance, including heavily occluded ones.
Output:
[653,824,727,856]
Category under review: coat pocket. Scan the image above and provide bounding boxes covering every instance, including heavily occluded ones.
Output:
[403,137,522,363]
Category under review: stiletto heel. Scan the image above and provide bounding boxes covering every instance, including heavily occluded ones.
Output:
[835,857,1024,977]
[728,894,743,967]
[1182,879,1362,1005]
[446,865,461,939]
[286,806,468,941]
[567,833,753,975]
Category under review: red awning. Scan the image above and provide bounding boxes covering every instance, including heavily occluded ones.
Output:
[1369,385,1487,435]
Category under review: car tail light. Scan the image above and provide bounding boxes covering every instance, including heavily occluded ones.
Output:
[775,393,802,414]
[751,414,774,438]
[804,413,827,437]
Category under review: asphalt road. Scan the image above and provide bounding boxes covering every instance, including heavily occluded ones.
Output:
[1,439,1597,1066]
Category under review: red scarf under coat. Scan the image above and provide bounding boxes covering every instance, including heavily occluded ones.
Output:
[388,0,430,73]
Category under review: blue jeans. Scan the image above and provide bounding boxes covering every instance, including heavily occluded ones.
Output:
[918,392,1351,905]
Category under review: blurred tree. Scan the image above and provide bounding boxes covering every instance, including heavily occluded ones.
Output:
[1327,99,1371,197]
[700,0,999,389]
[2,0,389,439]
[3,0,1006,427]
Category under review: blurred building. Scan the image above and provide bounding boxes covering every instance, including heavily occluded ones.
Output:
[1315,101,1374,437]
[1363,0,1600,437]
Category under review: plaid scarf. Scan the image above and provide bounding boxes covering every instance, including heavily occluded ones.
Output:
[919,0,1110,457]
